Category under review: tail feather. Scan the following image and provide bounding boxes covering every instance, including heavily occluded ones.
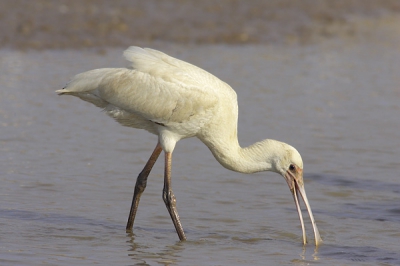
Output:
[56,89,109,108]
[57,68,118,94]
[56,68,124,108]
[55,88,70,95]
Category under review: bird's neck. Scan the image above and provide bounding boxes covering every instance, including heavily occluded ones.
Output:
[200,134,282,174]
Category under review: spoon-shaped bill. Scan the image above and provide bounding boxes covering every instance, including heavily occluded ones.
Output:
[297,184,322,246]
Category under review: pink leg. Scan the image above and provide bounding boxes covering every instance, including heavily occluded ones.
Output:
[126,143,162,232]
[162,152,186,240]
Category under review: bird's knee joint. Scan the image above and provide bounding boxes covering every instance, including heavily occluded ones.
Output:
[135,178,147,193]
[162,190,177,207]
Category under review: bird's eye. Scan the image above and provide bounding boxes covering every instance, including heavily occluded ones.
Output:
[289,164,295,171]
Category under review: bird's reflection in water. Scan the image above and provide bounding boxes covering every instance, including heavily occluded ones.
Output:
[126,231,185,266]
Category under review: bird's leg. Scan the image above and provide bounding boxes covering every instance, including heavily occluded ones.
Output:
[162,152,187,241]
[126,142,163,232]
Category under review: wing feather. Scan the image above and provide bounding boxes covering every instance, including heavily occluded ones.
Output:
[58,46,237,133]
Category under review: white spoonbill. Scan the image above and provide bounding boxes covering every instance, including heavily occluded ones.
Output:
[56,46,322,246]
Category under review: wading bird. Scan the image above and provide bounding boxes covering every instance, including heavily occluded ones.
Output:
[56,46,322,245]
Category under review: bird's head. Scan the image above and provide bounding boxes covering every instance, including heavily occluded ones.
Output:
[273,144,322,246]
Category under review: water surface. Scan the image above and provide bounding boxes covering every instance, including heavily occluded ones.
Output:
[1,22,400,266]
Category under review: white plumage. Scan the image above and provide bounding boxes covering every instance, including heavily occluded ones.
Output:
[57,46,321,246]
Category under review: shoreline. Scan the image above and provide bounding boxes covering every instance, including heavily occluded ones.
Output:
[1,0,399,50]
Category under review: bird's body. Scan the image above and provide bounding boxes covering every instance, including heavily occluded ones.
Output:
[57,46,322,245]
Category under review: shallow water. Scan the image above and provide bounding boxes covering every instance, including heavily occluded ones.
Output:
[1,27,400,265]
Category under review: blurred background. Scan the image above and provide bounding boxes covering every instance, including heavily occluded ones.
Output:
[1,1,400,265]
[1,0,399,49]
